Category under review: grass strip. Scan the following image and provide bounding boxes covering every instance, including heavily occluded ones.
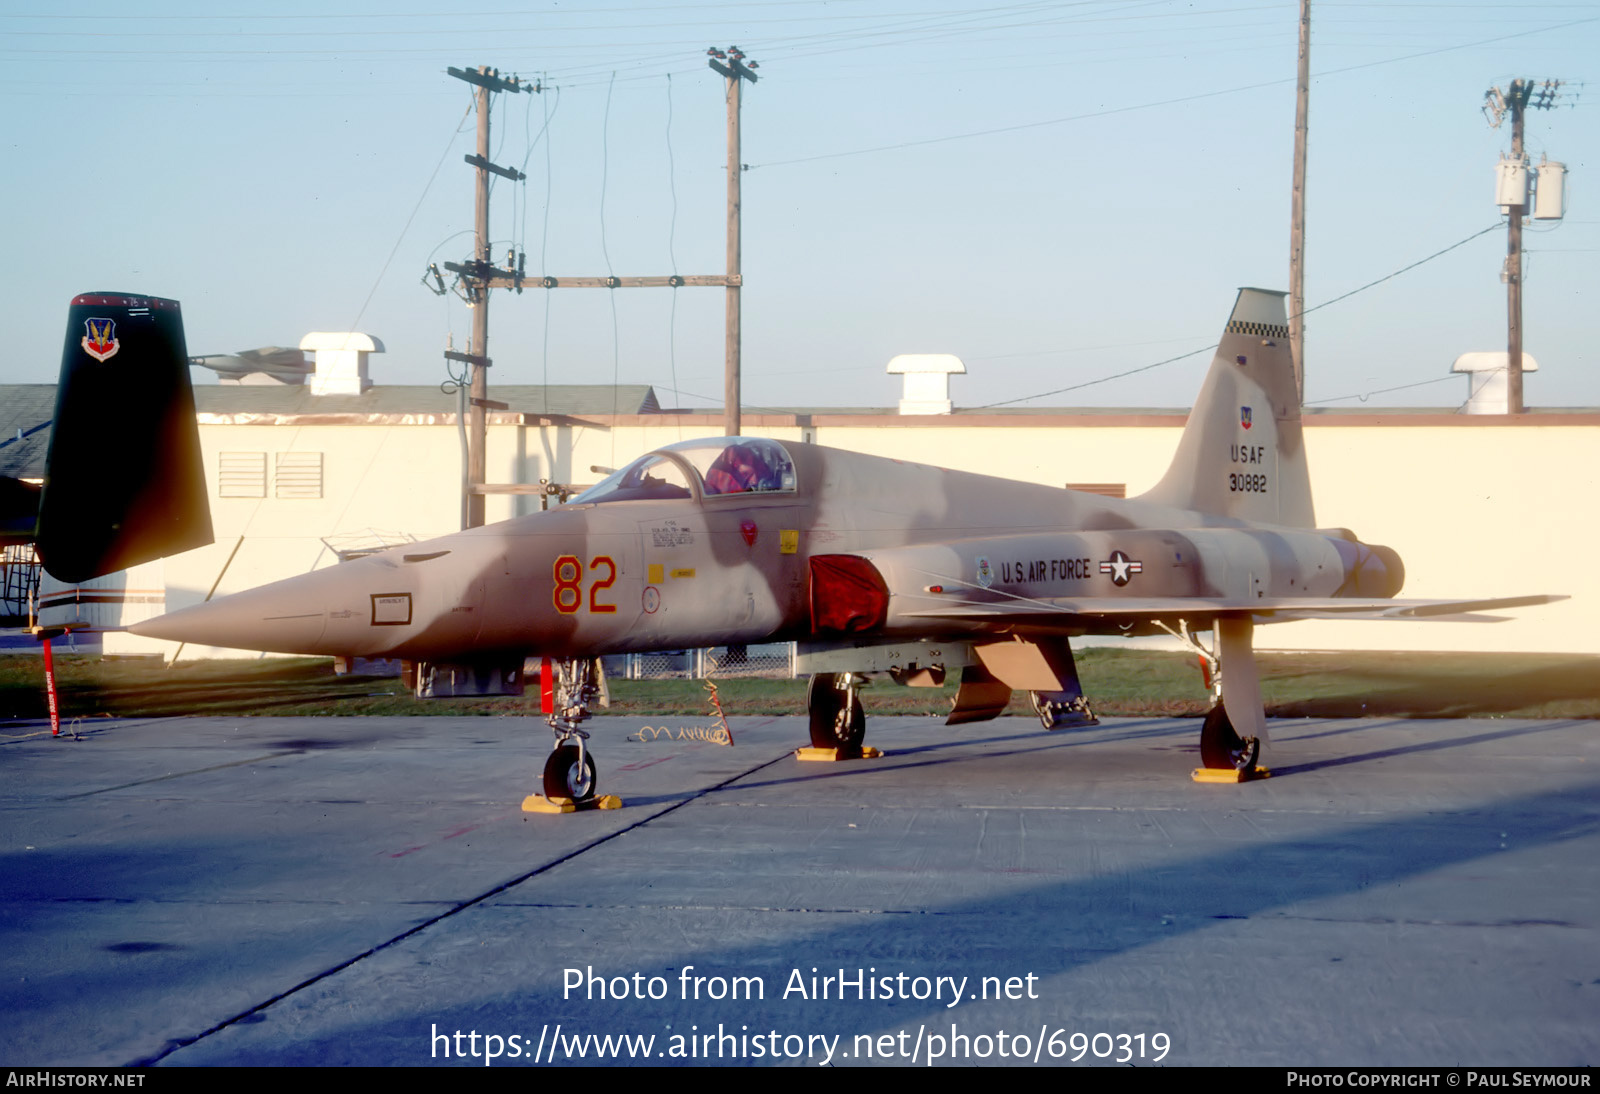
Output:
[3,648,1597,724]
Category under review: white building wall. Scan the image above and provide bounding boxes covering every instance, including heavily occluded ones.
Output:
[1277,422,1593,654]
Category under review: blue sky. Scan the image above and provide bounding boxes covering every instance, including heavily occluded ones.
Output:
[2,1,1594,410]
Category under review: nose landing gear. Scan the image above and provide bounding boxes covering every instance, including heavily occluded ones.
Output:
[524,657,623,813]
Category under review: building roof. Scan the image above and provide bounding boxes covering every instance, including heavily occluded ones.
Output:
[0,386,57,479]
[191,383,661,418]
[4,377,1596,480]
[0,383,661,478]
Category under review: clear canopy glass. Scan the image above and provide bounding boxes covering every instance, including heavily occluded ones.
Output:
[572,438,796,504]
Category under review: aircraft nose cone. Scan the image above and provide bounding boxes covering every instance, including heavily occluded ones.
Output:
[131,574,334,654]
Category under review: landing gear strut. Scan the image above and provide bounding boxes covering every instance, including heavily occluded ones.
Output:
[542,658,601,803]
[807,672,866,756]
[1159,617,1269,777]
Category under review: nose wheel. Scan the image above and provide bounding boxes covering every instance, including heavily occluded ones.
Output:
[543,743,597,802]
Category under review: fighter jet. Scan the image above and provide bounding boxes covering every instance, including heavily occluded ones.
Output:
[46,289,1558,802]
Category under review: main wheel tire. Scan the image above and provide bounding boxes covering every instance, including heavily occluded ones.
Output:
[1199,704,1259,771]
[807,673,866,753]
[543,744,597,801]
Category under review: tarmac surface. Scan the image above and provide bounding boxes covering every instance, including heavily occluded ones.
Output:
[2,710,1597,1067]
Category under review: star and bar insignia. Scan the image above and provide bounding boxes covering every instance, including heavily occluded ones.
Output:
[1100,550,1143,587]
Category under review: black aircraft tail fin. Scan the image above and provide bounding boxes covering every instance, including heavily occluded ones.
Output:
[35,293,213,583]
[1136,288,1315,528]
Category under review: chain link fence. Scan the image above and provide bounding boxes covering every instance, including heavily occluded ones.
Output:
[612,643,796,680]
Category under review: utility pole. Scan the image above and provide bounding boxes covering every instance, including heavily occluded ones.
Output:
[708,46,758,437]
[1288,0,1310,406]
[445,65,531,528]
[1506,88,1527,416]
[1485,78,1563,415]
[445,51,757,442]
[431,54,756,516]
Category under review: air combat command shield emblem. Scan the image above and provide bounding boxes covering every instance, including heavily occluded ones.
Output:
[83,317,120,362]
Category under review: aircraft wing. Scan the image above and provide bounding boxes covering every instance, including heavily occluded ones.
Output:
[901,593,1566,625]
[190,346,313,384]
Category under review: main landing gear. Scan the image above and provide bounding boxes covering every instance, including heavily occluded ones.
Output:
[526,658,621,812]
[806,672,866,756]
[1160,617,1269,780]
[1198,702,1261,773]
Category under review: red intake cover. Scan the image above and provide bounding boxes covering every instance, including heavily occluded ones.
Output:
[809,554,890,634]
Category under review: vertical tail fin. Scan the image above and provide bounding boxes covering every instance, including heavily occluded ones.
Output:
[1137,288,1314,527]
[35,293,213,583]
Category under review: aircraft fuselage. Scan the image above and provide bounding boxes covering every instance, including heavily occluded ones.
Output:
[134,438,1394,662]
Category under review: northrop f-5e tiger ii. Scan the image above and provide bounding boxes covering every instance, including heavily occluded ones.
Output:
[29,289,1561,803]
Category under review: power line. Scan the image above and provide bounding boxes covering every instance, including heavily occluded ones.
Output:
[1306,375,1456,406]
[0,2,1035,23]
[345,102,473,338]
[975,224,1502,409]
[1297,223,1500,317]
[747,15,1598,170]
[973,345,1217,410]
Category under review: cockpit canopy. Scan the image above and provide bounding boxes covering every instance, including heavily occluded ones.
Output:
[572,437,797,504]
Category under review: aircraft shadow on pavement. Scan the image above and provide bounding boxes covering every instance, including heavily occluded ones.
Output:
[148,775,1600,1067]
[1265,718,1590,777]
[616,715,1587,804]
[605,718,1194,806]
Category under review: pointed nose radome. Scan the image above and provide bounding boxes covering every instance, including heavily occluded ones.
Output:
[129,535,504,658]
[130,571,338,654]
